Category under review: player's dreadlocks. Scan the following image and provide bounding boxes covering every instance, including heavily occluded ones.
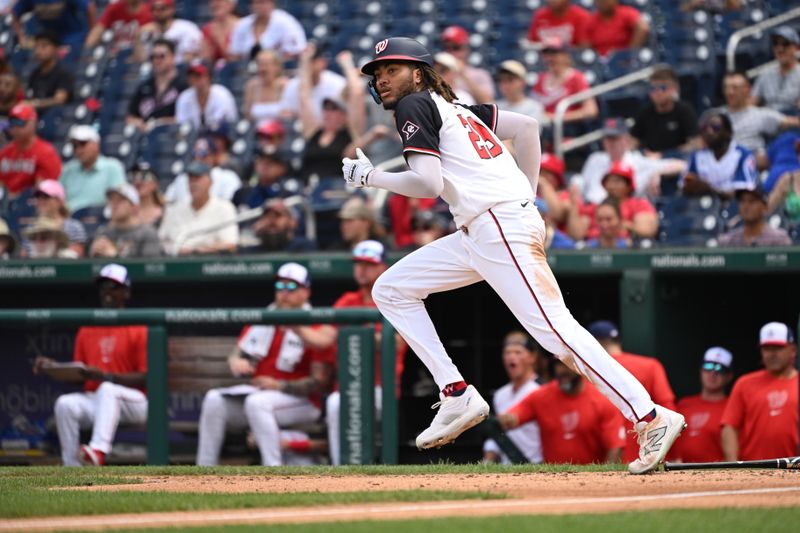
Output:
[418,64,458,103]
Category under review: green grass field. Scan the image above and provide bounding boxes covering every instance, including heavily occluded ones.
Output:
[2,464,797,532]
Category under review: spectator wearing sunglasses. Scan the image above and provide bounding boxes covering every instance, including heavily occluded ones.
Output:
[681,110,757,199]
[438,26,495,104]
[0,103,61,199]
[127,39,187,132]
[60,125,126,212]
[630,66,699,158]
[752,26,800,113]
[24,30,74,115]
[672,347,733,464]
[196,262,336,466]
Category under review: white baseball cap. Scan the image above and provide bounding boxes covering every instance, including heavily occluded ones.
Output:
[276,262,310,287]
[69,124,101,143]
[760,322,795,347]
[97,263,131,287]
[702,346,733,370]
[106,182,140,206]
[352,240,386,264]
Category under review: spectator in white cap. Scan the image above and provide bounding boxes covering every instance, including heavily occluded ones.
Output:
[196,261,337,466]
[24,217,77,259]
[721,322,798,461]
[495,60,545,123]
[27,179,87,257]
[674,347,733,463]
[326,240,408,465]
[433,52,476,105]
[90,183,162,258]
[33,263,149,466]
[158,160,239,255]
[60,125,127,213]
[752,26,800,112]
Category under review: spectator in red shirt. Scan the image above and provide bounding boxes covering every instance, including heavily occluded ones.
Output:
[527,0,590,46]
[33,264,148,466]
[326,240,409,464]
[0,103,61,198]
[585,198,629,249]
[570,161,658,241]
[196,262,337,466]
[531,37,598,124]
[674,347,733,463]
[85,0,153,51]
[200,0,240,63]
[587,320,676,463]
[722,322,798,461]
[583,0,649,57]
[499,357,625,464]
[439,26,495,104]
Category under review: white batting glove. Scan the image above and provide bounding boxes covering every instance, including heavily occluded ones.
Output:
[342,148,375,188]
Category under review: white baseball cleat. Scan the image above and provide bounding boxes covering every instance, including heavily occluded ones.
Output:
[416,385,490,450]
[628,406,687,474]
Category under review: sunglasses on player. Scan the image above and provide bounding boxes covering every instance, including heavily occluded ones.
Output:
[701,362,728,373]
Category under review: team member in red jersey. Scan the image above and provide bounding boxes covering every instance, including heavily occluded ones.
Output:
[326,240,408,465]
[527,0,590,46]
[673,347,733,463]
[33,264,147,466]
[196,263,336,466]
[499,358,625,464]
[588,320,676,462]
[0,103,61,197]
[722,322,798,461]
[582,0,649,57]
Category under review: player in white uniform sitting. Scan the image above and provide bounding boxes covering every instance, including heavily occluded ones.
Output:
[342,37,686,474]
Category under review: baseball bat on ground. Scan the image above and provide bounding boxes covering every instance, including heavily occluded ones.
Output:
[664,456,800,471]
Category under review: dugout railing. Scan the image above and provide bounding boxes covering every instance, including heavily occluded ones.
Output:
[0,307,396,466]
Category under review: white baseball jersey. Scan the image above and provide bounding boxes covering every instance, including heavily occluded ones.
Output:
[395,90,534,227]
[484,378,543,464]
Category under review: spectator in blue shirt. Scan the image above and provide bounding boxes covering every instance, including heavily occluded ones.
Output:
[681,110,757,199]
[12,0,94,57]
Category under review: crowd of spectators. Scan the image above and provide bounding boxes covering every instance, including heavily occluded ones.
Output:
[0,0,799,260]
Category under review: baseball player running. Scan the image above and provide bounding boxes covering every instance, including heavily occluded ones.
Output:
[342,37,685,474]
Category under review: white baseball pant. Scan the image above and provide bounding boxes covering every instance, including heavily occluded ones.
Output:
[326,386,383,466]
[53,382,148,466]
[372,200,655,423]
[196,388,320,466]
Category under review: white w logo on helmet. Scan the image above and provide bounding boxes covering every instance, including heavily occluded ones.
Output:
[375,39,389,54]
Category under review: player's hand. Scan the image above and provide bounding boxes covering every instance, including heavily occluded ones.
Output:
[342,148,375,188]
[229,357,255,377]
[32,356,56,374]
[497,413,519,431]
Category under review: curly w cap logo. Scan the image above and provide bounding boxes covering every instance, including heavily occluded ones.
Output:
[375,39,389,55]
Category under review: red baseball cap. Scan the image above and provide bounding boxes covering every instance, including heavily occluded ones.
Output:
[539,153,565,187]
[442,25,469,45]
[9,103,37,122]
[602,161,635,189]
[188,59,210,76]
[257,119,286,137]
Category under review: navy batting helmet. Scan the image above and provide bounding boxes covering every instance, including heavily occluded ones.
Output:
[361,37,434,75]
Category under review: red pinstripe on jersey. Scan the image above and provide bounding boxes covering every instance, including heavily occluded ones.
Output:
[487,208,643,421]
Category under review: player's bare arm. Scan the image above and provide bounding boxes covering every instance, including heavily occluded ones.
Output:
[494,110,542,196]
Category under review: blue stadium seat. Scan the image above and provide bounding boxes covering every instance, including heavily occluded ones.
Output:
[657,195,722,247]
[72,206,107,239]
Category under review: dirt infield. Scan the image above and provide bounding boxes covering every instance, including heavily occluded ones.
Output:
[4,470,800,531]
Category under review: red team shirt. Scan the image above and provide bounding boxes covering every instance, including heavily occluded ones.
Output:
[527,4,590,45]
[238,324,336,408]
[721,370,799,461]
[580,197,657,240]
[334,290,407,390]
[73,326,148,392]
[508,381,626,464]
[531,69,591,114]
[585,5,642,56]
[100,1,154,48]
[0,138,62,194]
[609,351,676,462]
[674,395,728,463]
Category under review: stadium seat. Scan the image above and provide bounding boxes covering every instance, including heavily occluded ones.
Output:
[657,195,722,247]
